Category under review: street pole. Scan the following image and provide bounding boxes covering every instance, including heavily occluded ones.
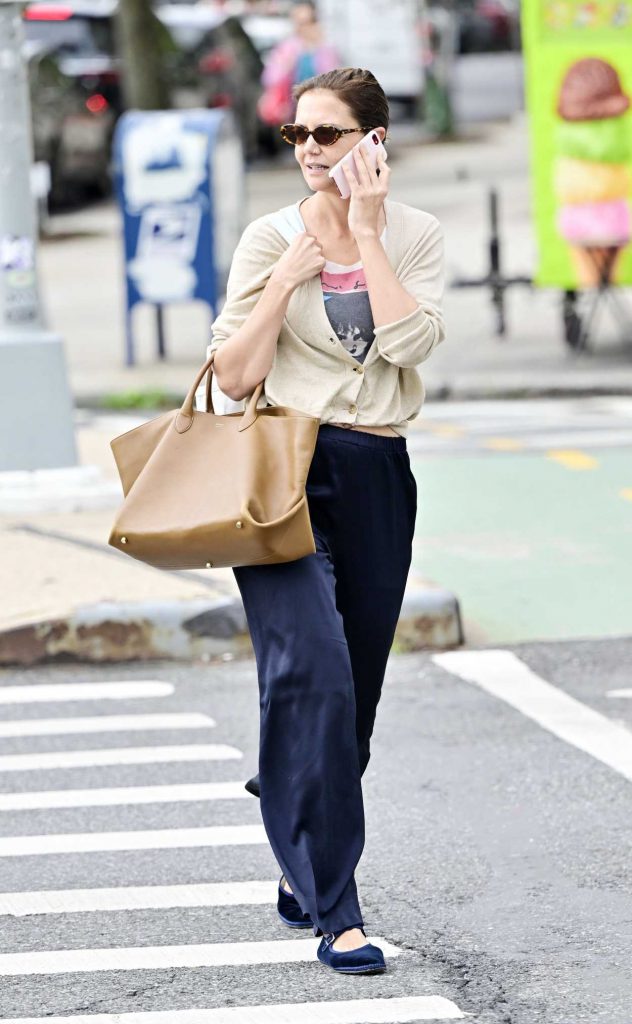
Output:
[0,0,77,471]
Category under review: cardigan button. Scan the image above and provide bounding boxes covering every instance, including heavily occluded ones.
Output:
[348,404,357,414]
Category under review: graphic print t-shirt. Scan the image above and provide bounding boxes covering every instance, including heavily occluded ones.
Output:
[320,227,387,364]
[321,259,374,363]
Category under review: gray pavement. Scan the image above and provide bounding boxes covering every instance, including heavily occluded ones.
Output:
[1,637,631,1021]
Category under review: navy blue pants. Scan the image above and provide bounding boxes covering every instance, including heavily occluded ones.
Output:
[232,423,417,935]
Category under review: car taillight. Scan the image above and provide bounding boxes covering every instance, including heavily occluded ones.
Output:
[86,93,109,114]
[209,92,232,109]
[24,5,73,19]
[198,49,234,75]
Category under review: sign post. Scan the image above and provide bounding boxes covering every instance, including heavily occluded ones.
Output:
[0,1,77,472]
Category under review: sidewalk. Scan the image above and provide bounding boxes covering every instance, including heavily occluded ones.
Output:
[4,114,631,665]
[0,413,462,666]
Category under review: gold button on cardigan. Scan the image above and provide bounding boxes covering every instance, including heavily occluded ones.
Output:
[208,199,446,438]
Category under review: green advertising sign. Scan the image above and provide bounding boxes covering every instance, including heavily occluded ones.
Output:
[522,1,632,287]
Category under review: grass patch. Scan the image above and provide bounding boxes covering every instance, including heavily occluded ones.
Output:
[102,390,174,410]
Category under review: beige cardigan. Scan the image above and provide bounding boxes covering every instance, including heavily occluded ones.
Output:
[209,198,445,437]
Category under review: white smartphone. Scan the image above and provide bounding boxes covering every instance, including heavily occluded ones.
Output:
[328,129,387,199]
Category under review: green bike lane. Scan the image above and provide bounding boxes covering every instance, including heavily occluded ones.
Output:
[410,448,632,644]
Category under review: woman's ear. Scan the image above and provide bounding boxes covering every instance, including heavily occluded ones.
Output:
[375,127,387,142]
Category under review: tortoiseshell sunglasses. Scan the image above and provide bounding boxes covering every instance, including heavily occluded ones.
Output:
[279,123,373,146]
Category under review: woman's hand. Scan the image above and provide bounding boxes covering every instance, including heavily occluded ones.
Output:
[344,145,390,240]
[270,232,326,291]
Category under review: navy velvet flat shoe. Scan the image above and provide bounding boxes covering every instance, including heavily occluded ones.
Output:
[317,928,386,974]
[277,876,313,929]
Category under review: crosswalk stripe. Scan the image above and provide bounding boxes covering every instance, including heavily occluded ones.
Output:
[0,995,469,1021]
[0,781,250,811]
[0,936,403,976]
[0,713,216,738]
[0,744,242,772]
[433,649,632,783]
[0,880,277,916]
[0,825,267,857]
[0,682,174,705]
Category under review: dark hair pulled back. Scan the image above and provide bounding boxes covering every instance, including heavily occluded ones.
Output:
[292,67,390,136]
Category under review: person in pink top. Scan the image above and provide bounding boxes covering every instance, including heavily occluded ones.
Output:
[258,1,340,125]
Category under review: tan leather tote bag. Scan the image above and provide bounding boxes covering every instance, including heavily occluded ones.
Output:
[108,353,320,569]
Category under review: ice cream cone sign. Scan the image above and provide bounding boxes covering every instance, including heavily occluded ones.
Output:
[553,58,632,288]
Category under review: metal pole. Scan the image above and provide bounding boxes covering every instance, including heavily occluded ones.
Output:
[0,0,77,471]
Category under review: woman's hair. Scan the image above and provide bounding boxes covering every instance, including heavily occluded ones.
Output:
[292,67,390,135]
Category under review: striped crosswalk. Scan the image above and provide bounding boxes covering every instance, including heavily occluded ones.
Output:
[0,675,466,1021]
[0,780,249,810]
[0,937,404,976]
[0,880,277,917]
[0,681,175,704]
[0,996,467,1023]
[0,712,216,738]
[0,743,241,772]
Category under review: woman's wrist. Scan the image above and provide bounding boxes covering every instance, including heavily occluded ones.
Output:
[267,271,295,300]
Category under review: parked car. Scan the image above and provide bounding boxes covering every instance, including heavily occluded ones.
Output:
[23,0,275,196]
[454,0,521,53]
[154,4,265,160]
[26,38,115,207]
[23,1,123,112]
[23,1,122,204]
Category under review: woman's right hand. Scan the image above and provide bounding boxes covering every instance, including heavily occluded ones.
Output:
[270,232,326,291]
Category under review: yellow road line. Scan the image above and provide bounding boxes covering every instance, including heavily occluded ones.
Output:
[483,437,526,451]
[427,424,466,437]
[546,449,599,470]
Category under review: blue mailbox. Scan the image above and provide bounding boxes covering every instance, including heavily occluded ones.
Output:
[113,108,245,366]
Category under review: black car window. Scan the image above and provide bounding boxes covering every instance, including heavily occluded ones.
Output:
[24,16,114,57]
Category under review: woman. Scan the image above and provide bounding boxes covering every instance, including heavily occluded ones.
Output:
[257,1,340,127]
[211,67,445,974]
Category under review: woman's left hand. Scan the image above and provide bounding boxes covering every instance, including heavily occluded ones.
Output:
[343,144,389,240]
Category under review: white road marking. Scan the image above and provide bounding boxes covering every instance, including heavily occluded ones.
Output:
[0,825,267,858]
[0,682,174,705]
[0,713,215,738]
[0,880,277,917]
[0,744,242,773]
[0,937,403,976]
[606,689,632,698]
[0,781,249,811]
[434,649,632,782]
[0,995,469,1022]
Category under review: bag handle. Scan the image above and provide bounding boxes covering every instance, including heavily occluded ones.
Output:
[175,352,264,434]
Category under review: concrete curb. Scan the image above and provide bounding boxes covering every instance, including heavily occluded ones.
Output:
[0,586,464,667]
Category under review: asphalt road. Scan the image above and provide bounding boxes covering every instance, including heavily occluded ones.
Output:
[0,639,631,1023]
